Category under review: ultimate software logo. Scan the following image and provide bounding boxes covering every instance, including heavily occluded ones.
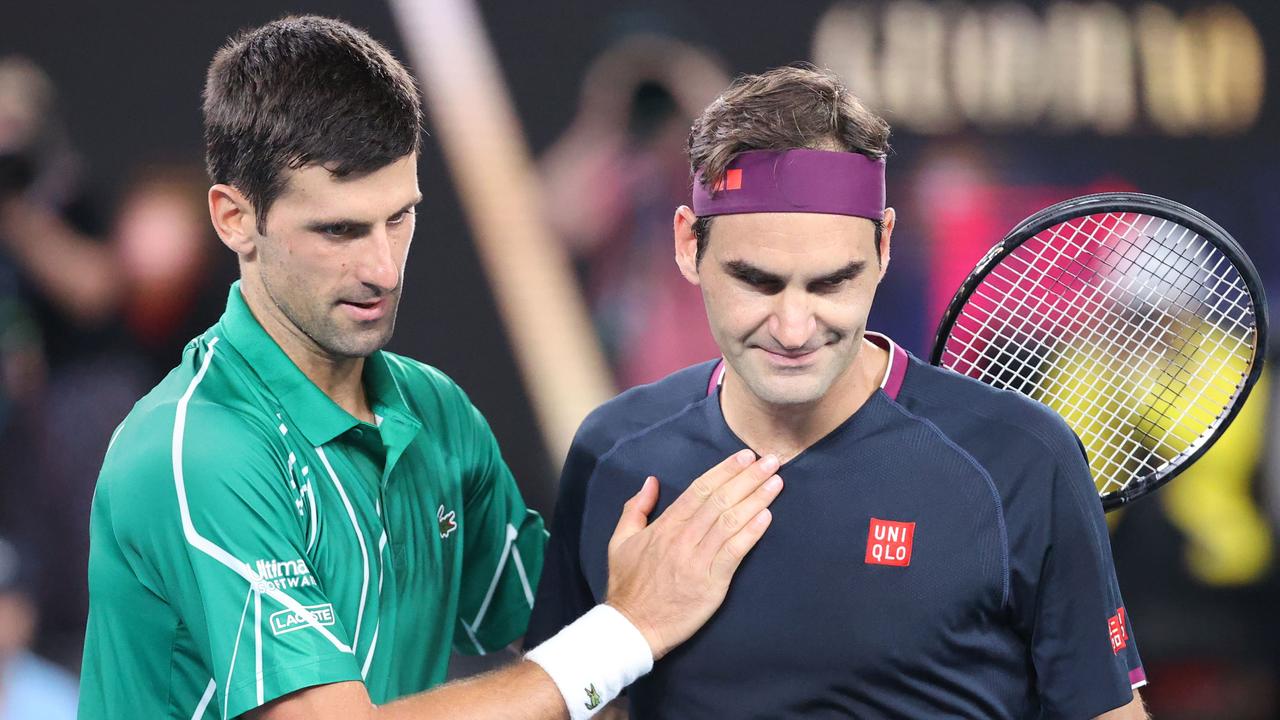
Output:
[253,558,317,592]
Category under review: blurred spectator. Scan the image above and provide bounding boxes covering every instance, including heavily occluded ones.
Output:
[0,57,45,429]
[21,161,232,668]
[540,35,728,388]
[0,536,77,720]
[0,58,218,669]
[0,56,122,361]
[113,163,234,375]
[0,56,129,667]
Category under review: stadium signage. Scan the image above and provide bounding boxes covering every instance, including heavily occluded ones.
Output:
[813,1,1265,136]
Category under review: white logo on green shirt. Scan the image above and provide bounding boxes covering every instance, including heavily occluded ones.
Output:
[438,505,458,539]
[253,558,317,592]
[269,603,336,636]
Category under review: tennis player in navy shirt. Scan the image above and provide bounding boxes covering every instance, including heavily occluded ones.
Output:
[527,66,1148,719]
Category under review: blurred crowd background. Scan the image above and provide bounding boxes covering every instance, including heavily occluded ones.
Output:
[2,1,1278,718]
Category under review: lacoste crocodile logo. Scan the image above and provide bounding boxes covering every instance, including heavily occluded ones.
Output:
[438,504,458,539]
[584,683,601,710]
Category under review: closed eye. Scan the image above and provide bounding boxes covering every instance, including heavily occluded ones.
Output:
[724,260,785,295]
[740,275,785,294]
[724,259,866,295]
[807,262,866,293]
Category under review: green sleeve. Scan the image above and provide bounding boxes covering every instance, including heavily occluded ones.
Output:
[448,391,547,654]
[108,403,362,718]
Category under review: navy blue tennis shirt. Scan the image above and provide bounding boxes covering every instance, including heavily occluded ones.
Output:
[527,335,1144,719]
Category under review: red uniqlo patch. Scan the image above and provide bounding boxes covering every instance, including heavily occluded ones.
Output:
[713,168,744,191]
[1108,607,1129,654]
[865,518,915,567]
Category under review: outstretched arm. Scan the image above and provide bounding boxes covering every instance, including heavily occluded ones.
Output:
[252,451,782,720]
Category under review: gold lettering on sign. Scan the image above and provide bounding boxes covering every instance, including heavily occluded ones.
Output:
[882,1,956,134]
[953,3,1048,128]
[813,1,1265,136]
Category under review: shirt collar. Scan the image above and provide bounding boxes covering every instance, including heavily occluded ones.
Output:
[216,281,417,447]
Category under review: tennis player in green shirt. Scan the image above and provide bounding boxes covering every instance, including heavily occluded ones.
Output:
[78,15,783,720]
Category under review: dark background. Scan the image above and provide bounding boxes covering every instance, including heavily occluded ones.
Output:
[2,1,1278,717]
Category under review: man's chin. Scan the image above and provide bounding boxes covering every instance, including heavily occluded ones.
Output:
[746,372,830,407]
[321,324,395,359]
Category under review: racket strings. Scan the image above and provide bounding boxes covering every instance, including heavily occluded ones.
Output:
[1035,217,1250,439]
[1005,227,1247,492]
[957,219,1184,490]
[941,211,1257,497]
[998,215,1249,486]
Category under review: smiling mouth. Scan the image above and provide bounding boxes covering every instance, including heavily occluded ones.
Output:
[760,347,821,367]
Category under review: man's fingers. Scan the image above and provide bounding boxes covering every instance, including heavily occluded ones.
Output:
[697,472,782,559]
[609,476,659,550]
[663,449,757,521]
[684,453,780,542]
[710,508,773,582]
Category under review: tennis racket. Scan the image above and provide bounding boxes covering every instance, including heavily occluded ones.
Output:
[931,192,1268,511]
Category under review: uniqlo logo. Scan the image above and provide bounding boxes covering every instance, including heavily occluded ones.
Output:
[1108,607,1129,654]
[712,168,743,192]
[865,518,915,567]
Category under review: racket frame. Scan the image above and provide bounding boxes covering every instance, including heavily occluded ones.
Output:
[929,192,1269,510]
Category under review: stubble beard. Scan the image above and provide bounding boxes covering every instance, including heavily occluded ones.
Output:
[307,300,399,359]
[736,334,859,408]
[262,273,399,360]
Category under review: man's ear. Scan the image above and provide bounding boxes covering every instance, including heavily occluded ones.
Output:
[877,207,895,282]
[674,205,702,285]
[209,184,260,257]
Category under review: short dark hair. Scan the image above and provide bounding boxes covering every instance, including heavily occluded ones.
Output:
[687,65,890,263]
[203,15,422,233]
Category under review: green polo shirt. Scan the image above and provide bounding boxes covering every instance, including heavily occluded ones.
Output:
[79,283,545,719]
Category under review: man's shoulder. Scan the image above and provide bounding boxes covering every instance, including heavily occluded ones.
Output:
[379,350,448,386]
[100,348,284,499]
[895,357,1080,462]
[378,351,473,414]
[574,360,720,460]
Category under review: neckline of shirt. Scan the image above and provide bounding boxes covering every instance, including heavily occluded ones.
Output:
[701,332,910,470]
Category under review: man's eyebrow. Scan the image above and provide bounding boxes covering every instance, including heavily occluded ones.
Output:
[812,261,866,284]
[396,194,423,216]
[723,259,867,286]
[723,260,784,285]
[303,196,422,233]
[304,217,372,234]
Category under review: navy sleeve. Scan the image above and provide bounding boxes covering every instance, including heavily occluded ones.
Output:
[524,430,600,648]
[1015,428,1144,719]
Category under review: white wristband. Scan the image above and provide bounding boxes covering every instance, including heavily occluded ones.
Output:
[525,604,654,719]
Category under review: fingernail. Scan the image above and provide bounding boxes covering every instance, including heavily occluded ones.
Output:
[760,454,780,472]
[753,509,772,527]
[645,476,656,489]
[765,475,782,492]
[735,449,755,467]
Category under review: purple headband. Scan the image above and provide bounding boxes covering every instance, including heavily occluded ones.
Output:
[692,149,885,220]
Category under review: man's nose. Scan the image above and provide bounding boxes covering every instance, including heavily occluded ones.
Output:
[356,227,400,292]
[768,289,817,350]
